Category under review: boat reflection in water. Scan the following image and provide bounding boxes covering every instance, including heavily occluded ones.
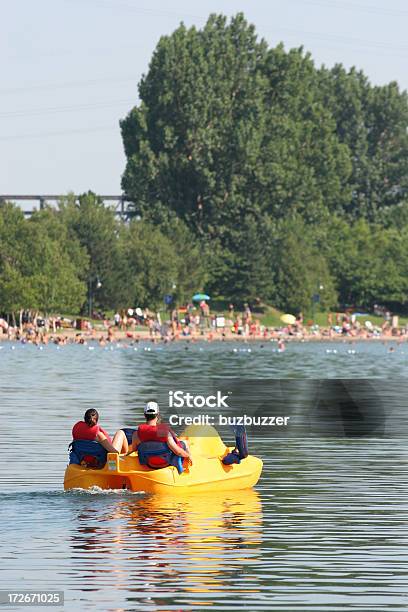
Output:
[68,489,263,609]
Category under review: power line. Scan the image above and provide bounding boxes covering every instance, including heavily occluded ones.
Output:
[79,0,408,21]
[0,125,117,142]
[262,25,408,56]
[7,39,148,62]
[4,4,407,71]
[0,98,135,120]
[67,0,201,21]
[286,0,408,18]
[2,4,406,109]
[0,75,138,96]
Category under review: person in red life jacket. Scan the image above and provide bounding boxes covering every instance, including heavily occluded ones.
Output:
[130,401,192,466]
[72,408,128,453]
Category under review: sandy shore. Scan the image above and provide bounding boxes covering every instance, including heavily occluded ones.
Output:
[1,326,404,343]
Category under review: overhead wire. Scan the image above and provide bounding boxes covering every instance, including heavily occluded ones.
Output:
[0,98,135,120]
[0,125,117,142]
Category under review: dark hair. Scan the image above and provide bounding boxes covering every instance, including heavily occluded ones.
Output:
[145,413,158,422]
[84,408,99,427]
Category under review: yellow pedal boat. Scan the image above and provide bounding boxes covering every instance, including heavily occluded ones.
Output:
[64,424,263,494]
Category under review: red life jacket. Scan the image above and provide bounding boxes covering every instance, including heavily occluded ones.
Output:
[137,423,171,467]
[72,421,112,442]
[72,421,112,466]
[137,423,169,442]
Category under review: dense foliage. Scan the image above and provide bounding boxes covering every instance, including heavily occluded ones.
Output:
[120,13,408,313]
[0,203,87,316]
[0,193,206,316]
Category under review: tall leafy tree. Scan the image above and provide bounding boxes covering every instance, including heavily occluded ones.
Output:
[58,191,121,310]
[318,66,408,219]
[121,14,269,236]
[325,217,408,307]
[116,220,179,308]
[259,46,351,222]
[121,15,351,232]
[29,206,89,275]
[120,13,353,303]
[0,203,86,315]
[0,204,37,314]
[215,214,276,304]
[158,216,208,304]
[273,216,337,313]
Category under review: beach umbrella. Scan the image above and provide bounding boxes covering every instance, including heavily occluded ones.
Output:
[280,314,296,325]
[192,293,210,301]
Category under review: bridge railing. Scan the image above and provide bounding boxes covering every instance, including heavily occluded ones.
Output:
[0,195,136,218]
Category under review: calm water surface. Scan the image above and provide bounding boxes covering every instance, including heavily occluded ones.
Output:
[0,340,407,611]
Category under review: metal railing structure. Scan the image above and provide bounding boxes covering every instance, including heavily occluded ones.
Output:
[0,195,136,218]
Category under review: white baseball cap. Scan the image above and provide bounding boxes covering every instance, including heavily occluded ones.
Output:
[144,401,159,416]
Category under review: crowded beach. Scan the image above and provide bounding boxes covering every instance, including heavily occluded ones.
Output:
[0,300,406,346]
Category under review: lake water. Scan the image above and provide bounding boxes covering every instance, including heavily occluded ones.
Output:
[1,340,408,611]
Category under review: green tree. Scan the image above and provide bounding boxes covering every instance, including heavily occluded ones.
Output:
[318,66,408,220]
[0,263,32,315]
[58,191,121,311]
[121,14,351,234]
[326,217,408,307]
[121,14,268,235]
[0,204,35,315]
[273,217,337,313]
[260,46,351,222]
[214,215,276,304]
[30,206,89,274]
[159,216,208,304]
[0,203,86,315]
[116,220,179,308]
[120,13,354,304]
[25,221,87,313]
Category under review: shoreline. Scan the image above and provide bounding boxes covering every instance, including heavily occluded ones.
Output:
[0,327,405,344]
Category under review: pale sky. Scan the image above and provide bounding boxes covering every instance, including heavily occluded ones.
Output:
[2,0,408,195]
